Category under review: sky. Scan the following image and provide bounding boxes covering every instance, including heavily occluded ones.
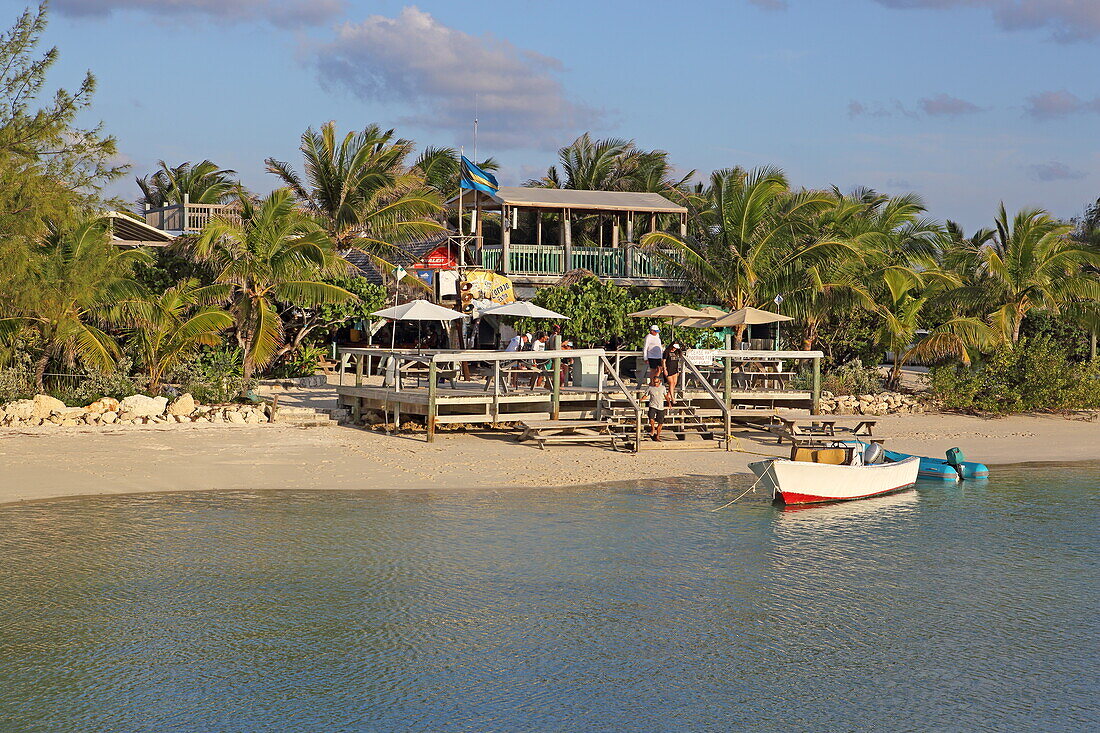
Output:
[30,0,1100,229]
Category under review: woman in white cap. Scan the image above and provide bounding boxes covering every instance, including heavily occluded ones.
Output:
[642,324,664,381]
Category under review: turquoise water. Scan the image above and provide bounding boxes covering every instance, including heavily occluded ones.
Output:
[0,465,1097,732]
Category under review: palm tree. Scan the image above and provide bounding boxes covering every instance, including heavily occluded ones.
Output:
[525,133,694,195]
[188,189,356,387]
[0,218,146,391]
[136,160,240,206]
[953,205,1100,344]
[125,279,233,393]
[640,166,848,342]
[265,122,444,265]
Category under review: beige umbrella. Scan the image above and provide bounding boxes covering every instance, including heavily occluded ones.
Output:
[628,304,710,319]
[709,306,793,327]
[629,303,709,343]
[673,306,728,328]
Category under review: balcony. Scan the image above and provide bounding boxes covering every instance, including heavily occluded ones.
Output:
[141,200,242,234]
[481,244,683,281]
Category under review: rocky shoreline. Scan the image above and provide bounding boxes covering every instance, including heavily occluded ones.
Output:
[0,393,271,428]
[817,391,928,416]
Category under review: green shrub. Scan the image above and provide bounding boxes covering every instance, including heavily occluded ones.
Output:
[928,336,1100,414]
[265,344,327,379]
[793,358,884,395]
[171,346,253,404]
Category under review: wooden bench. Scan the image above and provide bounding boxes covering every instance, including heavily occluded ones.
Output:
[772,418,879,444]
[516,420,618,450]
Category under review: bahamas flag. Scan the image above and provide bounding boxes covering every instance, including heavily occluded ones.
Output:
[460,156,499,194]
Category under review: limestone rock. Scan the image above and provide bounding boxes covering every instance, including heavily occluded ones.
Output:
[32,394,65,418]
[4,400,34,421]
[85,397,120,413]
[119,395,168,419]
[167,393,196,416]
[54,407,85,420]
[227,410,246,424]
[101,411,118,424]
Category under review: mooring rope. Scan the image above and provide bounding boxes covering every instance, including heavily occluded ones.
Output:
[711,462,775,511]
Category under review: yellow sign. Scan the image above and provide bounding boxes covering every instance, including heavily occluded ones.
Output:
[463,270,515,305]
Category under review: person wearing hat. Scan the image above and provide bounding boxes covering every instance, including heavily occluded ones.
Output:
[664,341,683,406]
[505,332,532,352]
[642,324,664,382]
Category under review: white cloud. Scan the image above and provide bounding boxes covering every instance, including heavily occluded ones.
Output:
[312,7,604,150]
[1026,160,1086,181]
[53,0,344,28]
[871,1,1100,42]
[1024,90,1100,119]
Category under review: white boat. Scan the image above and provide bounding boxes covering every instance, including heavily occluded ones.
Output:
[749,444,920,505]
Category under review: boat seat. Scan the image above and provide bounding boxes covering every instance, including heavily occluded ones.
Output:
[791,447,850,465]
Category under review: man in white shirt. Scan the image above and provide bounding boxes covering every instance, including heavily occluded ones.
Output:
[505,332,531,352]
[642,324,664,381]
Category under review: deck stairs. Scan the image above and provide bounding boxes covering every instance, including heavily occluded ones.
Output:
[273,405,349,428]
[598,395,720,450]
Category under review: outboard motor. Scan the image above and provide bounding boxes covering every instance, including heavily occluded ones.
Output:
[946,447,966,480]
[862,441,885,465]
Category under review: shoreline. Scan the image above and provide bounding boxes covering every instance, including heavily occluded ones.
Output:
[2,411,1098,506]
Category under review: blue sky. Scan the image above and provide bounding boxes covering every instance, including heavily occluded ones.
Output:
[35,0,1100,228]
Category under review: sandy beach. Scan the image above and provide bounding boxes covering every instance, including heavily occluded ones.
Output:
[1,411,1097,505]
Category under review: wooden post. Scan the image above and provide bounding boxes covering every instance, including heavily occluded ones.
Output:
[492,360,501,422]
[551,337,561,420]
[427,360,438,442]
[355,353,364,387]
[563,208,572,271]
[626,212,635,242]
[501,204,511,274]
[182,193,189,232]
[723,334,732,409]
[536,209,542,246]
[635,405,642,454]
[811,356,822,415]
[680,212,687,238]
[612,215,620,248]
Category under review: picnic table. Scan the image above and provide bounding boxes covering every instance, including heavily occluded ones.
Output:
[384,355,459,390]
[481,363,550,393]
[772,417,879,444]
[516,420,618,450]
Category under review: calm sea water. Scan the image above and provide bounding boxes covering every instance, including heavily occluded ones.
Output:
[0,465,1097,732]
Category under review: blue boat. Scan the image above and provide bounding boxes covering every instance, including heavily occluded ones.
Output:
[880,446,989,481]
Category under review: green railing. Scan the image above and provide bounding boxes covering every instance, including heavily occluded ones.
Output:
[480,244,682,280]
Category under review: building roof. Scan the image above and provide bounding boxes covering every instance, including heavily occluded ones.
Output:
[343,235,451,285]
[105,211,175,247]
[448,186,687,214]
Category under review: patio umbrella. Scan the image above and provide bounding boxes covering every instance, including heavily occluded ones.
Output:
[372,299,465,353]
[709,306,792,327]
[710,306,793,348]
[478,301,570,319]
[629,303,709,343]
[673,305,728,328]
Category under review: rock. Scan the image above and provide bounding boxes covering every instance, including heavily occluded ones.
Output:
[244,412,263,424]
[119,395,168,419]
[101,411,118,424]
[227,411,246,424]
[4,400,34,421]
[61,419,80,427]
[167,393,196,416]
[32,394,66,419]
[54,407,85,420]
[85,397,120,413]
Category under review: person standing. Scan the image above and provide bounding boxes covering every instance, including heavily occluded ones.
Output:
[647,372,668,441]
[664,342,682,406]
[642,325,664,382]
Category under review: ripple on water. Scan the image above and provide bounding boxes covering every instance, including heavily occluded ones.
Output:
[0,466,1097,732]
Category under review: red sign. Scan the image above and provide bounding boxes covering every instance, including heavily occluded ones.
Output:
[420,245,456,270]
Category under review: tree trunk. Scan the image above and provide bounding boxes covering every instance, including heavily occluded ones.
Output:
[34,351,49,393]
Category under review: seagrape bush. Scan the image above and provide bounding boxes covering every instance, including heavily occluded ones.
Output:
[929,337,1100,414]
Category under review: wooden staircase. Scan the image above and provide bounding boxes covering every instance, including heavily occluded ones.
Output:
[598,395,721,450]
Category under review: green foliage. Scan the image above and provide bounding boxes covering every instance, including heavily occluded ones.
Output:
[265,344,327,379]
[513,276,691,348]
[792,358,884,396]
[0,2,125,299]
[815,311,883,365]
[48,358,141,406]
[136,160,240,206]
[171,346,253,404]
[928,337,1100,414]
[1019,311,1093,362]
[315,276,387,333]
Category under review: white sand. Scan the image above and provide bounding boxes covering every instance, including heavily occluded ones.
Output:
[1,411,1097,505]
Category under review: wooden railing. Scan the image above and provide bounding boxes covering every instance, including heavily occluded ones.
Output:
[480,244,683,279]
[141,200,242,233]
